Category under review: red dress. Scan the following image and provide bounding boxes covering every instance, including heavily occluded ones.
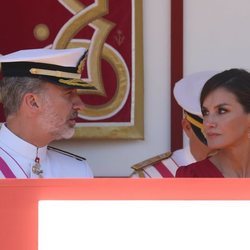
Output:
[175,158,224,177]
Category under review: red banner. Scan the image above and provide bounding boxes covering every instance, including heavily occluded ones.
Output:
[0,0,143,139]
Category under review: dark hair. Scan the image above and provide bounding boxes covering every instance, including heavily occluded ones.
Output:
[200,68,250,113]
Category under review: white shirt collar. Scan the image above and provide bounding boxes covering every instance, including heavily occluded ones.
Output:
[0,123,47,161]
[172,146,196,166]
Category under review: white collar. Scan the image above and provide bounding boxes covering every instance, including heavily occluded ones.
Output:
[172,146,196,166]
[0,123,47,161]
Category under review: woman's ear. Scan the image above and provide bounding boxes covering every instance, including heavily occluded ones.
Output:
[247,114,250,132]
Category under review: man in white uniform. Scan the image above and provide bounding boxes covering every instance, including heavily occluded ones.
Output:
[131,71,217,178]
[0,47,94,178]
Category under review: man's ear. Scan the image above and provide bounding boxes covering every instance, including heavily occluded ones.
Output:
[23,93,39,111]
[182,118,193,138]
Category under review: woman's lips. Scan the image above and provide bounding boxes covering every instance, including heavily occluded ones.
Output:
[206,132,220,138]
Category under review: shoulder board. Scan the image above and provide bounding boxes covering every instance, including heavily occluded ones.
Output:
[131,152,172,170]
[47,146,86,161]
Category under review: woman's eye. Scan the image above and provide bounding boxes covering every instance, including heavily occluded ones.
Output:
[218,108,227,114]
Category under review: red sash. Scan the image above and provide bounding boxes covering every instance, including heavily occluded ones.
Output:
[153,161,174,177]
[0,147,28,178]
[0,157,16,178]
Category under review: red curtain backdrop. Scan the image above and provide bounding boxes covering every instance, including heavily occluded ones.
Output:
[0,0,133,124]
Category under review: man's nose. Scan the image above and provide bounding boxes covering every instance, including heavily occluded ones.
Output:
[73,94,85,110]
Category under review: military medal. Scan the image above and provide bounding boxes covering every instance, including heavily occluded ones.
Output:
[32,157,43,178]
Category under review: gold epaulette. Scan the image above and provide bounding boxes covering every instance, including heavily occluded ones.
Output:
[131,152,172,171]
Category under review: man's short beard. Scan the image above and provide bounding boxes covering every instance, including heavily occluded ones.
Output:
[38,97,76,141]
[56,127,75,140]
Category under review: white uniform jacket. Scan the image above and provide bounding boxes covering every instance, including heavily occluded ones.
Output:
[130,147,196,178]
[0,124,93,178]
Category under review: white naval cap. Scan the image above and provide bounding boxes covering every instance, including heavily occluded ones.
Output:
[173,71,218,116]
[173,71,218,144]
[0,47,95,89]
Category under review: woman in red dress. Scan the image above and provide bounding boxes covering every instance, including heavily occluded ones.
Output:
[176,68,250,177]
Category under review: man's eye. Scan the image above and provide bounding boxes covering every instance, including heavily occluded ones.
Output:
[65,90,74,95]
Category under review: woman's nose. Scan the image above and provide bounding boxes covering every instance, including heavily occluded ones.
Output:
[204,116,216,128]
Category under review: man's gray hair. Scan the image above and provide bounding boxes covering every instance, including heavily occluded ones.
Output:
[0,77,45,117]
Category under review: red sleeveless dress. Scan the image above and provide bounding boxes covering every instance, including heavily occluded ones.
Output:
[176,158,224,178]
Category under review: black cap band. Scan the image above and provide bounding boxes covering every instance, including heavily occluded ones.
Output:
[184,111,207,145]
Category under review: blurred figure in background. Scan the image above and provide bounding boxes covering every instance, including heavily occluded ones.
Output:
[130,71,217,178]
